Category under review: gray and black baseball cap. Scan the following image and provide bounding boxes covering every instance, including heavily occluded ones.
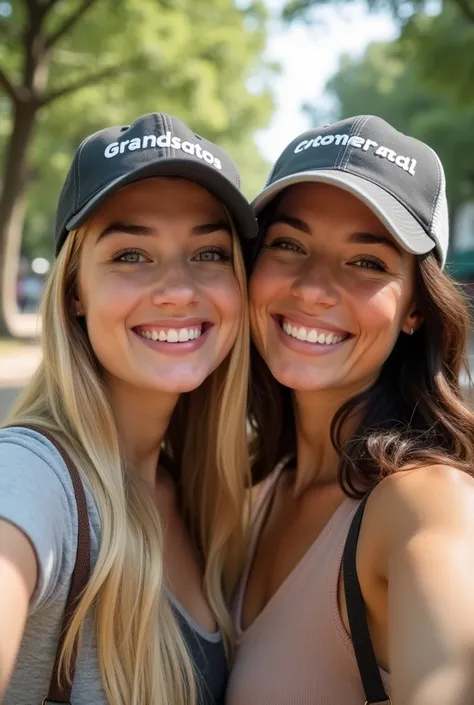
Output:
[55,112,258,255]
[253,115,449,268]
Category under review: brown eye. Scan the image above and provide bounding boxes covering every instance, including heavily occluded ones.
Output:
[266,239,305,253]
[352,256,387,272]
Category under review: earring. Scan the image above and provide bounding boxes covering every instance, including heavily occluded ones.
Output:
[409,327,414,335]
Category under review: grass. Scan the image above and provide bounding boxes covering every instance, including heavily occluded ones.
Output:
[0,338,36,355]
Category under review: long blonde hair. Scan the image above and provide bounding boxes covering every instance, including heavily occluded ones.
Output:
[7,221,250,705]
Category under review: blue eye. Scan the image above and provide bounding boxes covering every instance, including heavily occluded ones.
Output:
[113,249,147,263]
[193,247,232,262]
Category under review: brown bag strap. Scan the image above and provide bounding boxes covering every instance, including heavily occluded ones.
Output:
[7,424,90,705]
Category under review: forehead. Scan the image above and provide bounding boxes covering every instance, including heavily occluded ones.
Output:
[89,176,227,226]
[275,182,390,233]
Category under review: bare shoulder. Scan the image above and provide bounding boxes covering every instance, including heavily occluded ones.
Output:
[364,465,474,570]
[372,464,474,525]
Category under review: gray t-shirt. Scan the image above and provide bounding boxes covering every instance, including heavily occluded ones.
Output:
[0,427,227,704]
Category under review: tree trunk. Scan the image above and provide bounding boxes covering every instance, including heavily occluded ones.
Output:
[0,101,37,337]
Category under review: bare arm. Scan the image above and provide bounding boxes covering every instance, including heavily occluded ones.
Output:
[378,466,474,705]
[0,518,37,698]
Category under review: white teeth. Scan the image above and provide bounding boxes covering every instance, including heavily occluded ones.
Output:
[281,318,345,345]
[296,327,306,340]
[137,326,203,343]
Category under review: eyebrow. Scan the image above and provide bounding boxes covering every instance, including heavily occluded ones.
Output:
[348,231,402,256]
[268,214,311,234]
[96,220,231,244]
[268,213,402,256]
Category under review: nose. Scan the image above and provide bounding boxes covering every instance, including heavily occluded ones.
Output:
[291,261,339,309]
[150,262,199,310]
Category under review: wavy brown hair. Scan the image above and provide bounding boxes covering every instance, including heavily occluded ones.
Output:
[248,220,474,497]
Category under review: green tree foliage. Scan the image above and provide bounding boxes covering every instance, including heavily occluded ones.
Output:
[282,0,474,106]
[399,5,474,107]
[282,0,474,24]
[0,0,274,333]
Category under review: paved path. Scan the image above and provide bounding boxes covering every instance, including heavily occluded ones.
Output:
[0,346,41,422]
[0,311,42,421]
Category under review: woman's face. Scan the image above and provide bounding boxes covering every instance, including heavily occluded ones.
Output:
[249,182,419,395]
[76,177,242,394]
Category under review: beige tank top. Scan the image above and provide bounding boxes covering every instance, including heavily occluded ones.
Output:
[226,458,391,705]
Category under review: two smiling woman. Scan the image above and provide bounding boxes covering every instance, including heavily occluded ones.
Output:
[1,112,474,705]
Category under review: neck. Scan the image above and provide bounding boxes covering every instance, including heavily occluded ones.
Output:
[292,383,365,496]
[106,377,179,490]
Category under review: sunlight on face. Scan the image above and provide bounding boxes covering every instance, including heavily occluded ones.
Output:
[249,182,418,395]
[76,177,242,395]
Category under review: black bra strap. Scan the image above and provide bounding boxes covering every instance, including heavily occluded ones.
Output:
[343,494,391,704]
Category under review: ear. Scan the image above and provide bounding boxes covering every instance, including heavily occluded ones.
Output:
[72,294,85,318]
[401,305,423,336]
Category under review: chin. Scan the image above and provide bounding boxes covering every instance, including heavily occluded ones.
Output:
[105,362,212,396]
[268,363,336,393]
[145,367,216,394]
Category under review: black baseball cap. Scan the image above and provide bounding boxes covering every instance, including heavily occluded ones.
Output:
[253,115,449,268]
[55,112,258,255]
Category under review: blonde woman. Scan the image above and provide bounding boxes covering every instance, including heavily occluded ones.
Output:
[0,112,256,705]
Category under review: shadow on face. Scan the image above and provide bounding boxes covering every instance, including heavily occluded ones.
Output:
[249,182,421,396]
[75,177,243,397]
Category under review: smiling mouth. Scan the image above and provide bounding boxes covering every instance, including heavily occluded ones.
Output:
[278,316,350,345]
[134,322,212,343]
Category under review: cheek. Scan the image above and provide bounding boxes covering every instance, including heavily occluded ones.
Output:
[83,274,141,329]
[78,272,144,373]
[349,280,405,335]
[249,257,283,301]
[359,293,398,331]
[203,272,242,327]
[249,258,287,327]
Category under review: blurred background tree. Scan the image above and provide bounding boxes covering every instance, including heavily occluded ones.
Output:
[0,0,275,335]
[282,0,474,24]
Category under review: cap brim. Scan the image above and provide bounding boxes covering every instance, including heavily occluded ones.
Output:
[252,170,437,259]
[67,158,257,241]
